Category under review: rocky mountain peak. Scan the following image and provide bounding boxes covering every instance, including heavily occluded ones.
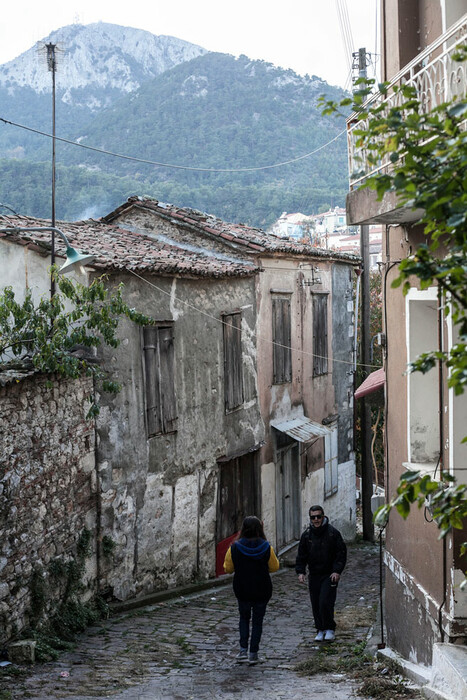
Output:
[0,22,207,104]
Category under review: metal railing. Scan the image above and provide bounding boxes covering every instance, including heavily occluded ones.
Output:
[347,14,467,190]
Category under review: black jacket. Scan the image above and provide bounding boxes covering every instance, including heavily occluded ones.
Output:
[295,517,347,577]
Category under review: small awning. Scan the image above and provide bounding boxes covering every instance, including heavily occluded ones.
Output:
[354,368,385,400]
[270,416,331,442]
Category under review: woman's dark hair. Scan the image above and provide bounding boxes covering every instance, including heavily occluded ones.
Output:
[239,516,266,540]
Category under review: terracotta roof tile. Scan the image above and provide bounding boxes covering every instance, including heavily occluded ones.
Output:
[0,214,258,279]
[103,197,360,263]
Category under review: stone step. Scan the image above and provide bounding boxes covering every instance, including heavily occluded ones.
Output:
[423,643,467,700]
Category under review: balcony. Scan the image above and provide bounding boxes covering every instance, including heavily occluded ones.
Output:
[346,14,467,225]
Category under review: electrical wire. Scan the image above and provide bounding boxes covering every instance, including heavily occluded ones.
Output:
[126,267,382,371]
[335,0,354,77]
[0,116,347,174]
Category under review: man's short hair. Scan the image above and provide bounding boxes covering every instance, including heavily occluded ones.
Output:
[309,505,324,516]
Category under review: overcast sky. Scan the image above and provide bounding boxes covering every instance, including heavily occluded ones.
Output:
[1,0,379,88]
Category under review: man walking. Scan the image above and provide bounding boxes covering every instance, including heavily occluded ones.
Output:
[295,505,347,642]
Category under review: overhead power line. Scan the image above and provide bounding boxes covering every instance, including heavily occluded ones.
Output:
[0,116,346,173]
[128,268,382,372]
[335,0,354,77]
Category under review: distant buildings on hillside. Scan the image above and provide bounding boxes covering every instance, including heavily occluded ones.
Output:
[267,207,382,269]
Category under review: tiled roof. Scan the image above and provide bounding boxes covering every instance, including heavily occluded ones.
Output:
[103,197,361,263]
[0,214,258,279]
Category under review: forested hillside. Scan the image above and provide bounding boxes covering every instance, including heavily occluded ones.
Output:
[0,43,349,226]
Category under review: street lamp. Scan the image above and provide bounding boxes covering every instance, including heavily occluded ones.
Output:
[0,226,95,279]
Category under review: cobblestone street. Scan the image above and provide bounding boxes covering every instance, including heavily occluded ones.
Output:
[1,542,416,700]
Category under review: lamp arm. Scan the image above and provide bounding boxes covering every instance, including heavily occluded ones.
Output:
[0,226,71,249]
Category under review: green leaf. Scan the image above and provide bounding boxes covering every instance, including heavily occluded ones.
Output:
[447,101,467,119]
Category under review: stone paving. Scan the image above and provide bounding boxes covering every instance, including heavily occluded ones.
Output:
[0,542,415,700]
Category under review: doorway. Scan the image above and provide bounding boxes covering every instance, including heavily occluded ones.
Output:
[216,451,257,575]
[275,433,301,550]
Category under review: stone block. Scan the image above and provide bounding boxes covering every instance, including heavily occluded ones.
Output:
[8,640,36,665]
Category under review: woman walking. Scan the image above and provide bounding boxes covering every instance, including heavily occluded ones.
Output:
[223,516,279,664]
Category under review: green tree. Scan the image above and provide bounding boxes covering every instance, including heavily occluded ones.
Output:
[320,47,467,580]
[0,271,152,420]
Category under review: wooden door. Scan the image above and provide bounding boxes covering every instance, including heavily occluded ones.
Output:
[276,442,300,550]
[216,452,257,575]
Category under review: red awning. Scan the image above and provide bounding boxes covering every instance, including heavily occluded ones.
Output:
[354,368,385,400]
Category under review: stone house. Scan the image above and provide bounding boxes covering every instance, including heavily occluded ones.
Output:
[1,197,360,630]
[0,213,263,611]
[346,1,467,691]
[103,197,360,563]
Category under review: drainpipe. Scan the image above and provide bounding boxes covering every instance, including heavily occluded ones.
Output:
[353,271,361,374]
[437,285,447,642]
[93,372,102,594]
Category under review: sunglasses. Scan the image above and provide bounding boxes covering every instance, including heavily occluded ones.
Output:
[310,514,323,520]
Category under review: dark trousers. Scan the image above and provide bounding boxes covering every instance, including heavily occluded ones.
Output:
[237,599,268,653]
[308,574,338,631]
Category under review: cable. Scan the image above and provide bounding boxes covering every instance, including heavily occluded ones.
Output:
[126,268,382,371]
[0,116,347,174]
[335,0,354,77]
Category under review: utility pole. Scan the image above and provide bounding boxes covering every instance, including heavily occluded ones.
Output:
[354,47,375,542]
[46,42,57,298]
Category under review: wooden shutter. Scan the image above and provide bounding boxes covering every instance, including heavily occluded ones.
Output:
[143,326,161,436]
[158,326,177,433]
[143,325,177,436]
[223,313,243,411]
[313,294,328,376]
[272,297,292,383]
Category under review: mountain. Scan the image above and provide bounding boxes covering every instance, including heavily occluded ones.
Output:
[0,22,207,105]
[0,22,207,159]
[0,25,349,227]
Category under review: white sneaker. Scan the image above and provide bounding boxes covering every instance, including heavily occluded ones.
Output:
[324,629,335,641]
[314,630,325,642]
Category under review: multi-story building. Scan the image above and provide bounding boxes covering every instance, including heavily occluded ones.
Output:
[347,2,467,693]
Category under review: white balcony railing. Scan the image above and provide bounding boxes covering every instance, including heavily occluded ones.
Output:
[347,14,467,190]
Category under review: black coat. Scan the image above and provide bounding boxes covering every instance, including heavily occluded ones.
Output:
[295,518,347,577]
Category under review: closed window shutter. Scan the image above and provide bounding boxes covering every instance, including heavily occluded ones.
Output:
[313,295,328,376]
[159,326,177,433]
[143,326,161,436]
[272,297,292,383]
[143,325,177,436]
[223,313,243,411]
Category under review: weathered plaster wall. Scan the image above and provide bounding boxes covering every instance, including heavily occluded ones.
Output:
[384,228,446,635]
[256,258,337,436]
[301,459,356,541]
[256,257,356,547]
[385,564,437,667]
[0,239,89,305]
[95,272,263,599]
[0,372,97,644]
[260,461,276,545]
[332,264,356,465]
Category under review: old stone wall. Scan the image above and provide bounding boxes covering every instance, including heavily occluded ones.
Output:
[0,371,97,644]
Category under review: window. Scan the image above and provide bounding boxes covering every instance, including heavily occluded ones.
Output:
[142,324,177,437]
[313,293,328,376]
[272,296,292,384]
[324,426,338,499]
[406,289,439,468]
[223,312,243,411]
